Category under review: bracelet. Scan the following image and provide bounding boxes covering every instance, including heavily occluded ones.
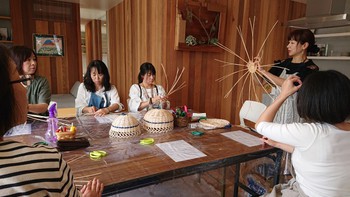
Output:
[106,107,110,113]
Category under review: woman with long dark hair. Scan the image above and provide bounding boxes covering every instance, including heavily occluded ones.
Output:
[75,60,123,116]
[128,62,167,112]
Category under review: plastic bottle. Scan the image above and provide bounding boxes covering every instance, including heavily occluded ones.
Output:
[45,102,58,144]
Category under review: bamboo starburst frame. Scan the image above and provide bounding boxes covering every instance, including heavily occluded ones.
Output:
[215,18,287,102]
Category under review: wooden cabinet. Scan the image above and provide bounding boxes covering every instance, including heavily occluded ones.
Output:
[0,0,13,46]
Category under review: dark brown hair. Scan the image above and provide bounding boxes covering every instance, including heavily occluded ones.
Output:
[83,60,111,92]
[138,62,156,83]
[288,29,319,53]
[297,70,350,124]
[10,45,37,75]
[0,44,16,134]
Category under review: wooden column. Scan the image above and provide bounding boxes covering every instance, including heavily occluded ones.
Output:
[85,19,102,63]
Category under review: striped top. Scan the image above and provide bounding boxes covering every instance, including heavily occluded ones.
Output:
[0,140,80,196]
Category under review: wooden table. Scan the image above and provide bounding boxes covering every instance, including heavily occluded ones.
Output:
[7,115,282,197]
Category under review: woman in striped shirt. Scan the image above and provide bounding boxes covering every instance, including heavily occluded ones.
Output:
[0,44,104,196]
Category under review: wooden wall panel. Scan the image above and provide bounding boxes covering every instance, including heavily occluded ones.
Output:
[10,0,82,94]
[108,0,306,124]
[85,19,102,63]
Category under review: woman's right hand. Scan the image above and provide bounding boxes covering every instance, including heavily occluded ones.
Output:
[152,95,167,103]
[80,178,104,197]
[280,75,302,98]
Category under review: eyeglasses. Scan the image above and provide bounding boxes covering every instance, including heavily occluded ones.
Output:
[9,75,33,87]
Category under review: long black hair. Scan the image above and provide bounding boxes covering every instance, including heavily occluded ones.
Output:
[138,62,156,83]
[83,60,111,92]
[0,44,16,134]
[297,70,350,124]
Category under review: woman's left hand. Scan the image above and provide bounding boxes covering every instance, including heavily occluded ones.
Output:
[94,108,109,117]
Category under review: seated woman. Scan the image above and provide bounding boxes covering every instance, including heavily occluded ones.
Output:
[0,44,103,196]
[75,60,123,116]
[255,71,350,197]
[10,46,51,115]
[128,62,167,112]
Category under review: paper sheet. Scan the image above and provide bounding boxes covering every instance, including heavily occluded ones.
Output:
[95,114,120,123]
[221,130,262,147]
[156,140,207,162]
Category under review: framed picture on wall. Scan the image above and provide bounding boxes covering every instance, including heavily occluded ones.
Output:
[33,34,64,56]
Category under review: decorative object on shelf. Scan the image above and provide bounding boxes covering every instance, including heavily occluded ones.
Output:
[185,35,197,46]
[143,109,174,133]
[174,0,226,52]
[109,113,141,138]
[33,34,64,56]
[173,105,189,127]
[0,28,8,40]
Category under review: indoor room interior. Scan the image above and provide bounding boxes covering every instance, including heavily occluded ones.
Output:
[1,0,350,196]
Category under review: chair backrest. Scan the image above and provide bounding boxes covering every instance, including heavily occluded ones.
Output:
[239,100,267,127]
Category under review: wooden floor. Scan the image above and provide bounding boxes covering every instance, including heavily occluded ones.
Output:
[110,165,292,197]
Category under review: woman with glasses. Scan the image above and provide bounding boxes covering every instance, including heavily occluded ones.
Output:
[75,60,123,116]
[10,45,51,115]
[128,62,167,112]
[0,44,104,196]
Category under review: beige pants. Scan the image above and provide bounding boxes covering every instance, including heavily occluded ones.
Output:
[262,178,308,197]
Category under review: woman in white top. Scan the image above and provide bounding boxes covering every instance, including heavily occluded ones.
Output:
[128,62,167,112]
[255,70,350,197]
[75,60,123,116]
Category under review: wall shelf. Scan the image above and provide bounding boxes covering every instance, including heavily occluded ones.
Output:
[174,0,226,52]
[308,56,350,60]
[0,40,12,43]
[0,16,11,20]
[315,32,350,38]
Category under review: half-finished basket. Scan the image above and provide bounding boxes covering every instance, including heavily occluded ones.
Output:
[143,109,174,133]
[109,113,141,138]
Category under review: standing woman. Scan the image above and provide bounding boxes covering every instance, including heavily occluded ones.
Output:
[259,29,319,124]
[10,46,51,115]
[75,60,123,116]
[128,62,167,112]
[259,29,319,175]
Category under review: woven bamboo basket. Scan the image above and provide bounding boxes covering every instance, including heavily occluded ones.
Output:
[143,109,174,133]
[56,131,76,140]
[109,113,141,138]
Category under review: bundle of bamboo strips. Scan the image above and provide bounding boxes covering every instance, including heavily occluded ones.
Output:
[160,63,186,97]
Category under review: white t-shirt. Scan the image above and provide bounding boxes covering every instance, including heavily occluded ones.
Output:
[256,122,350,197]
[128,84,166,112]
[75,83,123,116]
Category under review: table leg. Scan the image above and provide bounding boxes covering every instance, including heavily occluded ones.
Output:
[273,150,283,185]
[221,167,226,197]
[233,163,240,197]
